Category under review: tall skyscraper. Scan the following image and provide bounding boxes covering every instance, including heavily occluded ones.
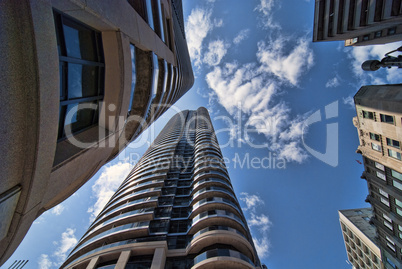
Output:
[353,84,402,268]
[0,0,193,265]
[61,108,264,269]
[339,208,385,269]
[313,0,402,46]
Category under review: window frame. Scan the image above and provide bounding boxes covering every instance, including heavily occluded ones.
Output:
[54,10,105,142]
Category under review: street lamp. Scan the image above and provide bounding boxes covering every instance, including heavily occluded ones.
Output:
[361,46,402,71]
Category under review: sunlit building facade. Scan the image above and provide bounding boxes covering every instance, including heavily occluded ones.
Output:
[339,208,385,269]
[313,0,402,46]
[0,0,193,265]
[354,85,402,268]
[61,107,264,269]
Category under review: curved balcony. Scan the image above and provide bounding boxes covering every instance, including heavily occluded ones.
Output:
[189,209,247,236]
[102,187,161,212]
[189,228,255,262]
[192,249,255,269]
[84,207,154,240]
[69,221,150,261]
[192,177,232,192]
[191,197,241,218]
[111,179,164,203]
[191,186,236,204]
[193,165,229,180]
[94,196,158,224]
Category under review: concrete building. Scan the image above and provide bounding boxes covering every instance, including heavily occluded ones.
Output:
[354,85,402,268]
[313,0,402,46]
[0,0,193,265]
[61,107,264,269]
[339,208,385,269]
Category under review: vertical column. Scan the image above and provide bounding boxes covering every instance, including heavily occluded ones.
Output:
[115,250,131,269]
[150,247,166,269]
[85,256,100,269]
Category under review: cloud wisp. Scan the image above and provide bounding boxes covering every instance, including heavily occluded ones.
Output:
[240,192,271,258]
[255,0,281,29]
[185,7,223,68]
[87,161,133,222]
[203,39,229,67]
[325,76,341,88]
[205,36,314,163]
[38,228,78,268]
[233,29,250,45]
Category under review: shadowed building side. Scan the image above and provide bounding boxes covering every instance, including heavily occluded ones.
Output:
[313,0,402,46]
[0,0,193,265]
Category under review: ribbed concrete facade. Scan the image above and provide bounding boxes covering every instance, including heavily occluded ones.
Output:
[354,85,402,268]
[0,0,193,265]
[313,0,402,46]
[61,108,264,269]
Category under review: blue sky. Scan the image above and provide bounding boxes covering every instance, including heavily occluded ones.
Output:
[4,0,402,269]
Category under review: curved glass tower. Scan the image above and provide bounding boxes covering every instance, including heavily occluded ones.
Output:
[61,107,263,269]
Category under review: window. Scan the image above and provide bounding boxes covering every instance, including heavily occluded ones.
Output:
[171,207,190,219]
[392,170,402,180]
[396,198,402,208]
[371,143,381,152]
[375,30,382,38]
[370,132,380,141]
[381,197,390,206]
[387,138,400,149]
[154,207,171,218]
[363,110,374,119]
[393,180,402,191]
[388,149,401,160]
[384,220,393,230]
[386,236,396,252]
[168,220,191,233]
[380,114,394,124]
[379,188,389,198]
[149,219,169,233]
[375,162,385,171]
[54,11,105,141]
[388,27,396,35]
[383,213,393,223]
[376,171,386,181]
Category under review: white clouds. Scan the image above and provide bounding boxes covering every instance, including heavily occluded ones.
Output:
[185,7,223,68]
[240,192,265,211]
[257,37,314,86]
[205,36,312,162]
[253,237,270,258]
[203,39,229,66]
[51,204,65,216]
[53,228,78,262]
[255,0,280,29]
[38,228,78,268]
[343,95,355,109]
[233,29,250,45]
[87,161,132,222]
[38,254,52,269]
[346,41,402,84]
[325,76,340,88]
[240,193,271,258]
[185,8,214,67]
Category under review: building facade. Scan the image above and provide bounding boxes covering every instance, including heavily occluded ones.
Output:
[61,107,264,269]
[313,0,402,46]
[354,85,402,268]
[0,0,193,265]
[339,208,385,269]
